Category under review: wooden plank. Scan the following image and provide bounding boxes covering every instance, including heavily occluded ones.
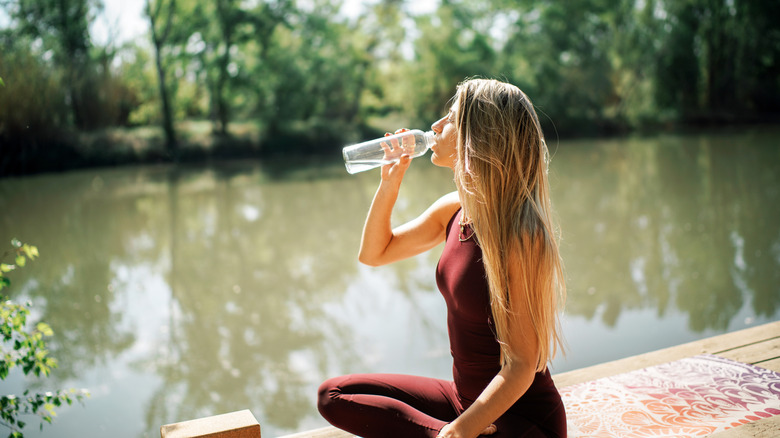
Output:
[716,337,780,365]
[754,357,780,373]
[161,410,261,438]
[706,416,780,438]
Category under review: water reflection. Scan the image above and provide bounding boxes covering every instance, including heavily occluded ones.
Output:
[0,127,778,437]
[553,128,780,332]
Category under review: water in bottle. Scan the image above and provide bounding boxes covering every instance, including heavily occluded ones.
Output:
[342,129,434,174]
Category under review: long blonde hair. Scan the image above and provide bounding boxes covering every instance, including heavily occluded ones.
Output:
[453,78,565,371]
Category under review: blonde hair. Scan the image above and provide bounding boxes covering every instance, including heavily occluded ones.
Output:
[453,78,565,371]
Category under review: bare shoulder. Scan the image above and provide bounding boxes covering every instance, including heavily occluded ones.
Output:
[437,190,461,207]
[428,191,461,228]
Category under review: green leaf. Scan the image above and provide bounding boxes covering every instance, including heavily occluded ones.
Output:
[15,255,26,267]
[0,264,14,273]
[0,77,4,87]
[36,322,53,337]
[24,244,38,259]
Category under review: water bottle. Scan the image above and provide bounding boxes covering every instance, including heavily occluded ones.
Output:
[342,129,435,174]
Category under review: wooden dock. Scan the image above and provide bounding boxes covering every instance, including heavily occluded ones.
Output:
[279,320,780,438]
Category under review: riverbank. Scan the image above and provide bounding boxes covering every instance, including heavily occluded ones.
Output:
[2,119,778,178]
[0,119,374,177]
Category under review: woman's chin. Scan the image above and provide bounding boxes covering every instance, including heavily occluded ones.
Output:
[430,153,453,169]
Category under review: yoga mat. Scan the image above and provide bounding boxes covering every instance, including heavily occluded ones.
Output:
[560,354,780,437]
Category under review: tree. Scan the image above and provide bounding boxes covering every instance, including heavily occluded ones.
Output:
[212,0,244,136]
[12,0,100,129]
[251,0,374,151]
[0,33,72,175]
[1,240,88,438]
[146,0,179,159]
[409,0,498,124]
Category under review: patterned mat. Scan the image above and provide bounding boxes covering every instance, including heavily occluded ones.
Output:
[560,354,780,437]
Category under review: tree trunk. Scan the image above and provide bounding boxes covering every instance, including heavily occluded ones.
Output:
[154,38,178,158]
[147,0,179,160]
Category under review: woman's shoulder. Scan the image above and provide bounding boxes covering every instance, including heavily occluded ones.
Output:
[437,191,460,207]
[429,191,461,227]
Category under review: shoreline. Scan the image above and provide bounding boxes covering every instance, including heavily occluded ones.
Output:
[2,119,778,179]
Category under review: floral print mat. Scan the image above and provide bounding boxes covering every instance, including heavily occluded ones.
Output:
[560,354,780,437]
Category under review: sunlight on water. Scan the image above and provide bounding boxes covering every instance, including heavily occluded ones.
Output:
[1,127,778,437]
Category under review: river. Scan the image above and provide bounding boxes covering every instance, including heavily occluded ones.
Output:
[1,126,779,437]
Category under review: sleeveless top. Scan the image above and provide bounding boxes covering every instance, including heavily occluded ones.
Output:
[435,209,563,414]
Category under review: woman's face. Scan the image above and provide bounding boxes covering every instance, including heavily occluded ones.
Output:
[430,101,458,169]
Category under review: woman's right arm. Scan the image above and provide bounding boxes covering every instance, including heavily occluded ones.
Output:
[358,154,459,267]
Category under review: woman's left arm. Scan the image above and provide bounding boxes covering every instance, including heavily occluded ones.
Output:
[438,250,540,438]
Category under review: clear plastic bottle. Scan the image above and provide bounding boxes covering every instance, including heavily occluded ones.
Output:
[342,129,435,174]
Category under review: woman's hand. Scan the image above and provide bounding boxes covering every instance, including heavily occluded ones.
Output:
[379,128,413,185]
[437,422,497,438]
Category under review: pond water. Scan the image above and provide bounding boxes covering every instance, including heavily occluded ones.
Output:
[1,126,779,437]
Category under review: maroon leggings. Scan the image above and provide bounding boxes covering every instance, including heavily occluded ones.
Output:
[317,373,566,438]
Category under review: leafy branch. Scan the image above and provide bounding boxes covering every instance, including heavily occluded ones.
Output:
[1,240,89,438]
[0,240,38,290]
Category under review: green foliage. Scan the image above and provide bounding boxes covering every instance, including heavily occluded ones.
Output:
[0,241,89,438]
[255,1,374,150]
[121,45,163,126]
[1,0,779,172]
[12,0,100,129]
[0,36,69,137]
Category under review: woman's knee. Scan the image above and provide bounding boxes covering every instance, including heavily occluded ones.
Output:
[317,376,343,420]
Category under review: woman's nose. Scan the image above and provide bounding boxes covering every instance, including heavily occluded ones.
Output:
[432,117,445,133]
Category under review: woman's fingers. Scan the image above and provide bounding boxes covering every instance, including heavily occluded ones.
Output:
[379,128,411,181]
[436,422,496,438]
[481,424,497,435]
[380,156,407,184]
[380,134,391,156]
[383,132,400,155]
[382,129,412,159]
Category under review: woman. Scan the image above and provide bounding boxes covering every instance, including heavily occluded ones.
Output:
[318,78,567,438]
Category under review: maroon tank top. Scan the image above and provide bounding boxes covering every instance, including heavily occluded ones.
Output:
[436,209,563,415]
[436,209,501,403]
